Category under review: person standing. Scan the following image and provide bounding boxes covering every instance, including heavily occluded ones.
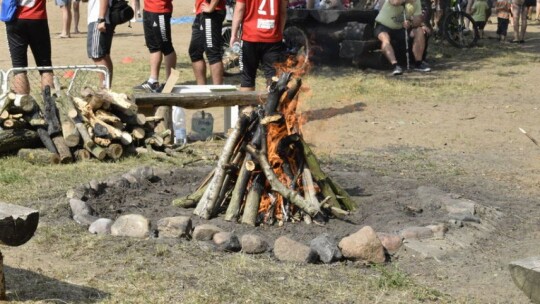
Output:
[73,0,81,34]
[229,0,288,91]
[6,0,54,94]
[56,0,73,37]
[134,0,177,92]
[87,0,115,87]
[495,0,511,42]
[511,0,528,42]
[188,0,226,85]
[471,0,490,38]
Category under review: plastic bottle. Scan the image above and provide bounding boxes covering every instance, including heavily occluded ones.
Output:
[232,42,241,54]
[172,106,187,145]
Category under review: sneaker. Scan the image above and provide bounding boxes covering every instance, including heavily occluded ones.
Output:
[414,61,431,72]
[392,65,403,76]
[133,81,161,93]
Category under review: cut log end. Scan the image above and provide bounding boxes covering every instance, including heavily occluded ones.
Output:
[0,202,40,246]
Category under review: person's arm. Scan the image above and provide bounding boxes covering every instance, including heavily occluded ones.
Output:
[98,0,108,32]
[280,0,287,35]
[230,1,246,46]
[202,0,220,12]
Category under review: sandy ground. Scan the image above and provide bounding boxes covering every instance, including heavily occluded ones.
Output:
[1,1,540,303]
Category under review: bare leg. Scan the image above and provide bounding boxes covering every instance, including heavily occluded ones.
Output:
[513,4,521,40]
[12,73,30,94]
[210,62,223,85]
[192,60,207,85]
[378,32,397,65]
[163,51,177,79]
[93,56,113,88]
[412,29,425,62]
[73,0,80,33]
[60,3,72,37]
[41,72,54,90]
[149,51,163,81]
[520,6,528,40]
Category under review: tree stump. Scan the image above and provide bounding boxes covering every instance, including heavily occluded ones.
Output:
[0,250,5,300]
[0,202,39,246]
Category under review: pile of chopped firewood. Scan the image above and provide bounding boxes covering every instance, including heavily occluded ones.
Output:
[0,85,170,164]
[175,73,355,225]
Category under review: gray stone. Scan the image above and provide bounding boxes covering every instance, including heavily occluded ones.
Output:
[448,212,481,223]
[448,219,463,227]
[106,177,130,189]
[509,256,540,304]
[73,214,99,226]
[88,218,114,235]
[445,200,476,215]
[121,173,139,185]
[376,233,403,253]
[274,236,317,263]
[69,198,95,217]
[416,186,476,215]
[426,223,448,238]
[192,224,223,241]
[310,233,342,263]
[88,179,103,192]
[240,234,268,254]
[66,186,88,200]
[404,239,452,260]
[111,214,150,238]
[338,226,386,264]
[129,166,155,182]
[213,232,241,252]
[157,216,192,239]
[399,226,434,240]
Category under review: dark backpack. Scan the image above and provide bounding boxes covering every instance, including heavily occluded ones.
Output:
[109,0,134,25]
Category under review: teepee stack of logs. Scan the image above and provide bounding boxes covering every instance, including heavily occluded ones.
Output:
[176,73,355,225]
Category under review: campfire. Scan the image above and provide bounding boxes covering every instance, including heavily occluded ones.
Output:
[177,72,356,225]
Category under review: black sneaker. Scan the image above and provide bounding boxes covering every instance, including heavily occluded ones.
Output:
[392,65,403,76]
[133,81,161,93]
[414,61,431,72]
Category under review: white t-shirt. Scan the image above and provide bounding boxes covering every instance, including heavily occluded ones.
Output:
[87,0,112,24]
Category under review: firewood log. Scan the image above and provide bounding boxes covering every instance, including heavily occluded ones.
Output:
[7,92,37,113]
[95,109,121,125]
[0,202,39,246]
[193,111,253,219]
[17,148,60,164]
[2,118,28,129]
[241,173,264,226]
[74,149,91,161]
[55,94,81,148]
[132,91,267,109]
[300,138,355,211]
[102,90,138,116]
[106,143,123,160]
[94,137,111,146]
[43,86,72,163]
[245,144,320,217]
[153,106,172,145]
[172,184,208,208]
[0,129,41,154]
[27,108,57,154]
[302,168,320,208]
[225,157,252,221]
[131,127,146,140]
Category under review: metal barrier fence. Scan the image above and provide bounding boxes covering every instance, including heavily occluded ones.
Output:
[0,65,110,105]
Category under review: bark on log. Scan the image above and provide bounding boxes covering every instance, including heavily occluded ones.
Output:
[0,129,41,154]
[172,184,208,208]
[51,135,73,163]
[241,173,264,226]
[103,91,138,116]
[95,109,121,125]
[133,91,267,109]
[7,92,37,113]
[193,112,252,219]
[56,95,80,147]
[17,148,60,164]
[153,106,172,145]
[0,202,39,246]
[42,86,62,136]
[246,144,320,217]
[302,168,320,207]
[224,157,252,221]
[300,138,355,210]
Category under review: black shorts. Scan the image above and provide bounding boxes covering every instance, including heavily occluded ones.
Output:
[6,19,52,69]
[189,11,226,65]
[240,41,285,88]
[87,22,115,59]
[374,23,407,42]
[143,11,174,55]
[525,0,535,7]
[475,21,486,30]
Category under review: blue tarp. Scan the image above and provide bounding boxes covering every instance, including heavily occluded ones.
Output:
[130,16,195,24]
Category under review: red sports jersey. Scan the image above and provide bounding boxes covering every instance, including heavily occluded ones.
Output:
[144,0,173,14]
[238,0,284,43]
[17,0,47,20]
[194,0,226,15]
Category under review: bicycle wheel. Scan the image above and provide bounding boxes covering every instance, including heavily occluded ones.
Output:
[443,11,479,48]
[282,26,310,71]
[221,25,241,77]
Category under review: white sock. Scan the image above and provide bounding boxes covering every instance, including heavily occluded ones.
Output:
[148,78,158,84]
